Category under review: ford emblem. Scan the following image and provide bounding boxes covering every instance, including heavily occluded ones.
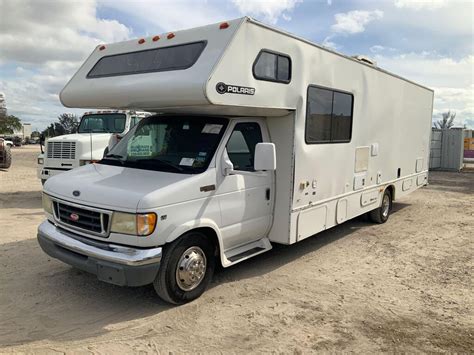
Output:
[70,213,79,221]
[73,190,80,197]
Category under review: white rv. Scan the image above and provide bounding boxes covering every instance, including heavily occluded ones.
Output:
[37,110,150,183]
[38,17,433,304]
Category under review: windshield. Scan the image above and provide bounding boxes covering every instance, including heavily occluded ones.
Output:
[78,114,126,133]
[99,115,228,174]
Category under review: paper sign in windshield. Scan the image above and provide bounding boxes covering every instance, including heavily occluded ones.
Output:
[202,124,223,134]
[179,157,195,166]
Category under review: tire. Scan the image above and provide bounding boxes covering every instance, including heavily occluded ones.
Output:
[153,231,215,304]
[369,189,392,224]
[0,145,12,169]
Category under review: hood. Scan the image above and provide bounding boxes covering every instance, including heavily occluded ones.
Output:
[47,133,112,143]
[43,163,214,212]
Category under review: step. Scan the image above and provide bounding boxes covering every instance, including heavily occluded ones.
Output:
[222,238,272,267]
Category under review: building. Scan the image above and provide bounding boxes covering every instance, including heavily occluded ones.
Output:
[13,123,32,139]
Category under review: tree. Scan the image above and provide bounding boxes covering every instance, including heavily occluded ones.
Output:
[0,115,22,134]
[0,93,6,119]
[41,113,79,137]
[31,130,41,138]
[434,110,456,129]
[57,113,79,134]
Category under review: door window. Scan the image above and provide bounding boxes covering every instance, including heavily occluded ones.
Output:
[226,122,263,171]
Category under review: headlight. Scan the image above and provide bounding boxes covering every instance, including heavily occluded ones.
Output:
[37,157,44,165]
[111,212,157,236]
[42,193,53,215]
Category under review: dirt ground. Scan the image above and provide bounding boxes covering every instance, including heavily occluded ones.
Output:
[0,145,472,353]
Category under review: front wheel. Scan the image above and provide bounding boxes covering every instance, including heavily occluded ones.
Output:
[153,231,215,304]
[369,189,392,224]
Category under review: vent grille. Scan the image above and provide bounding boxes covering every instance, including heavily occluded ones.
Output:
[53,201,110,237]
[47,141,76,160]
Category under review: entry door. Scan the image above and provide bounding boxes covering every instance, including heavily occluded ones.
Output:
[217,120,274,250]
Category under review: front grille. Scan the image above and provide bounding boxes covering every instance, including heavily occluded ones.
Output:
[47,141,76,160]
[53,201,110,236]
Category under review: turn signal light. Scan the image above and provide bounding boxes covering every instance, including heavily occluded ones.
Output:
[219,22,230,29]
[99,45,106,51]
[152,35,160,42]
[138,38,145,44]
[167,32,175,39]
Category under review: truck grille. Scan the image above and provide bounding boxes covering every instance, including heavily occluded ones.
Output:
[47,141,76,160]
[53,200,110,237]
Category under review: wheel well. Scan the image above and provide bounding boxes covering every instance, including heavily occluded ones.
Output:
[386,185,395,200]
[192,227,220,259]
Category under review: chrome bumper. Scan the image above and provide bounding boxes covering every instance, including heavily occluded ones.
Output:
[37,220,162,266]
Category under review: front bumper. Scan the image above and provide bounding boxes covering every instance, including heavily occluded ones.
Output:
[39,167,72,181]
[37,220,162,287]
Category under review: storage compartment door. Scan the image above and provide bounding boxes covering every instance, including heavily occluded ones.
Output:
[297,205,327,241]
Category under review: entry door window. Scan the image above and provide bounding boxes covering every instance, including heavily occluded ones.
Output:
[226,123,263,171]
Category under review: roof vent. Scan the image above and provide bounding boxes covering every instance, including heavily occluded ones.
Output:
[352,55,377,66]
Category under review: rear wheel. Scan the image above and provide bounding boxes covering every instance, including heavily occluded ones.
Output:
[0,145,12,169]
[153,231,215,304]
[369,189,392,224]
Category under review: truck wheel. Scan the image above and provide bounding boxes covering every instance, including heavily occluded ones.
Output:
[369,189,392,224]
[153,231,215,304]
[0,145,12,169]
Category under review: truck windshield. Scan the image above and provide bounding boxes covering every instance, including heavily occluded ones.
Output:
[78,114,126,133]
[99,115,228,174]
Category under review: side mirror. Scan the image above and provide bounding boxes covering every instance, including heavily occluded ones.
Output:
[221,149,234,175]
[254,143,276,171]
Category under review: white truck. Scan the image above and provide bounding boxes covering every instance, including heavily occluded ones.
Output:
[38,17,433,304]
[37,110,150,183]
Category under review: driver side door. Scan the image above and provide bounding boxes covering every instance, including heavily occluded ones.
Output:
[216,119,274,250]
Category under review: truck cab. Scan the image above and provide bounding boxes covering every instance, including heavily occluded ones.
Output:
[37,110,150,183]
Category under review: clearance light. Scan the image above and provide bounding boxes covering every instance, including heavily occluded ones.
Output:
[138,38,145,44]
[219,22,230,29]
[167,32,175,39]
[152,35,160,42]
[99,45,106,51]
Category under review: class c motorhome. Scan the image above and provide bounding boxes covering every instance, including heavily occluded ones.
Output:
[38,17,433,304]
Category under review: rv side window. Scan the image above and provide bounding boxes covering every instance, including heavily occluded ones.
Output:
[253,50,291,83]
[87,41,207,78]
[305,86,353,144]
[226,123,263,171]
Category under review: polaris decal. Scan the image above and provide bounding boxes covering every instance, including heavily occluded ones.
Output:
[216,82,255,95]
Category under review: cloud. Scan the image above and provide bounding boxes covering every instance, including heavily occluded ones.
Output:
[231,0,302,24]
[369,45,396,53]
[0,0,130,64]
[99,0,229,32]
[331,10,383,34]
[0,0,132,129]
[394,0,447,11]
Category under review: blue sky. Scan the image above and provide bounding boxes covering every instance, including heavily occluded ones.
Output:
[0,0,472,130]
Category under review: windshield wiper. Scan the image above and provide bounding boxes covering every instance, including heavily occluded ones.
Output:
[133,158,185,173]
[105,154,124,159]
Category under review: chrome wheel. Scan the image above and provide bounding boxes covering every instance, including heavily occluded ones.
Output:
[175,246,207,291]
[382,193,390,218]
